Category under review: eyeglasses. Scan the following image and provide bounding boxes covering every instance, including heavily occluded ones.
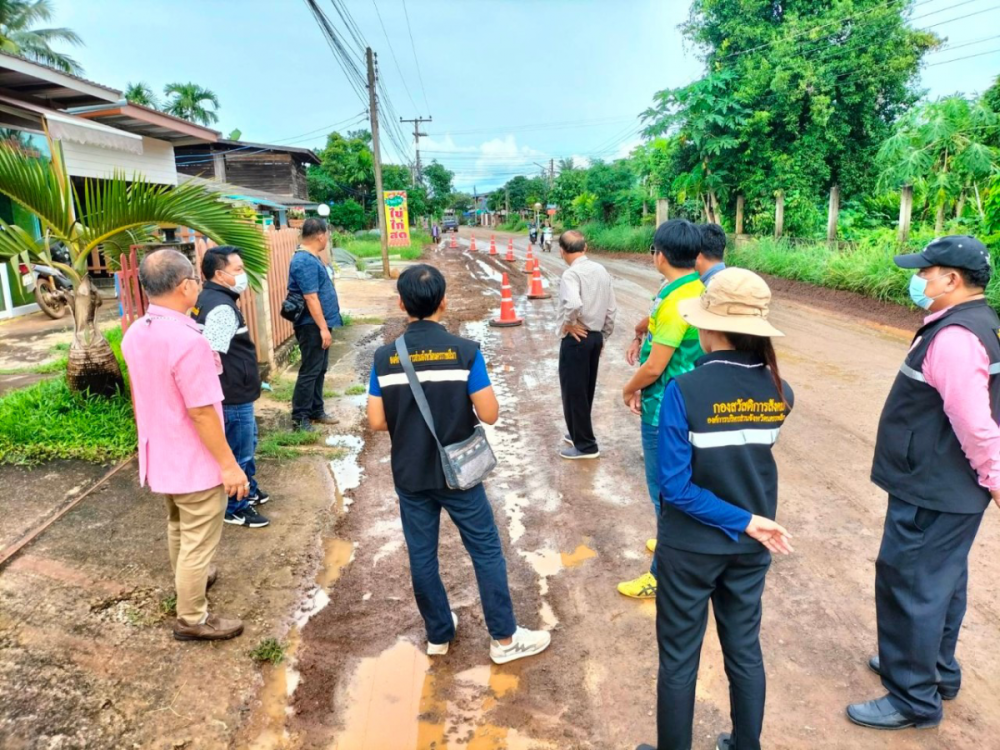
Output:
[649,245,656,256]
[186,276,203,286]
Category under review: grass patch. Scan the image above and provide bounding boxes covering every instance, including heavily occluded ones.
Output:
[344,384,366,396]
[257,429,321,459]
[51,342,70,353]
[265,377,337,402]
[580,222,655,253]
[160,594,177,617]
[249,637,286,665]
[287,344,301,366]
[0,326,136,465]
[343,229,430,263]
[341,312,353,327]
[0,356,68,375]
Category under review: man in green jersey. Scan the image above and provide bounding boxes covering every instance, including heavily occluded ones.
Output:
[619,219,705,599]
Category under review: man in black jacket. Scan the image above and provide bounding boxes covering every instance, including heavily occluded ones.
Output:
[848,236,1000,730]
[194,247,270,529]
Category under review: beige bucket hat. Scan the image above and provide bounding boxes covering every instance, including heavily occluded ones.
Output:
[678,268,784,337]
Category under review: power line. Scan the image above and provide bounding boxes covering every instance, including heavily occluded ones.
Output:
[927,44,1000,64]
[371,0,419,113]
[401,0,431,116]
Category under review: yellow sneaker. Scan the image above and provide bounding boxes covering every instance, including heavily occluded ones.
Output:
[617,572,657,599]
[646,539,657,553]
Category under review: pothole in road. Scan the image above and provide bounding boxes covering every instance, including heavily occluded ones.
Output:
[328,637,554,750]
[519,542,598,630]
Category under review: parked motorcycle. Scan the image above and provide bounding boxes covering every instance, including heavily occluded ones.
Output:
[529,228,538,245]
[21,243,73,319]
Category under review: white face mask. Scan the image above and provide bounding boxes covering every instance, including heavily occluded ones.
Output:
[230,272,249,295]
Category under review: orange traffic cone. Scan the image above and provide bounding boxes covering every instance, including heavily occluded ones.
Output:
[489,235,497,256]
[450,233,457,249]
[489,272,523,327]
[527,257,550,300]
[523,244,535,273]
[504,238,515,262]
[470,235,477,252]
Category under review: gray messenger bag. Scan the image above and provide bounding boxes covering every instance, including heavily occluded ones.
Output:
[395,336,497,491]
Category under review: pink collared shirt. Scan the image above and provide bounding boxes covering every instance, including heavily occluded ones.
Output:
[121,304,224,494]
[921,304,1000,492]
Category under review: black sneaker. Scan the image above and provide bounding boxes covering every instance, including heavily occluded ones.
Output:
[293,419,314,433]
[247,490,270,507]
[224,507,270,528]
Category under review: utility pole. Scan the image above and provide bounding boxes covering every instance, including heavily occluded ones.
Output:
[400,115,432,183]
[367,48,390,278]
[549,158,555,189]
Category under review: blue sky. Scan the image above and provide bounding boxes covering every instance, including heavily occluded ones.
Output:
[60,0,1000,192]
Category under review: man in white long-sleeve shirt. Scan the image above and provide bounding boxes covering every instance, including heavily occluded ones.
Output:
[556,230,617,459]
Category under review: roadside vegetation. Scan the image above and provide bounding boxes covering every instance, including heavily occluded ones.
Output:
[0,327,135,464]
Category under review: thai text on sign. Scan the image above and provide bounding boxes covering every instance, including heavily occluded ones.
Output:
[384,191,410,248]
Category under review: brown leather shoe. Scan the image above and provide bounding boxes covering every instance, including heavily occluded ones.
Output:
[311,412,340,425]
[206,565,218,591]
[173,613,244,642]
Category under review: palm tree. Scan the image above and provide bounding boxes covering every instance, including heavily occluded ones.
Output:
[124,81,159,110]
[0,138,266,396]
[163,83,220,126]
[0,0,83,74]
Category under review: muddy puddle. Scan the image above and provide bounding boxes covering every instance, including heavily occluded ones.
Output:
[328,638,554,750]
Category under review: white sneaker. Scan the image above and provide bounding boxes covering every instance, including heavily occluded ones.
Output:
[489,626,551,664]
[427,611,458,656]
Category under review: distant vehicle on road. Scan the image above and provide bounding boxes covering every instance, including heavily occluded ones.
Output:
[442,210,459,233]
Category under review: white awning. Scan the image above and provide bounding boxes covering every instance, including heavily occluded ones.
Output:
[0,95,143,155]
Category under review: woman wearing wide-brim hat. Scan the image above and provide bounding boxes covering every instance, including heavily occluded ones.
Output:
[636,268,795,750]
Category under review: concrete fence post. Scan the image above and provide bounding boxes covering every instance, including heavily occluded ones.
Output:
[254,275,276,375]
[774,191,785,240]
[827,185,840,243]
[655,198,669,227]
[898,185,913,243]
[735,194,745,235]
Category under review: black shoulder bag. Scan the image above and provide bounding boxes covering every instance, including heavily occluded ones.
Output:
[395,335,497,490]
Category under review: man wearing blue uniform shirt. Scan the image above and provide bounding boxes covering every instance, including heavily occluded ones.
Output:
[288,218,342,431]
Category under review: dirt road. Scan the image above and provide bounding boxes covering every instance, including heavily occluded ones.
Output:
[277,231,1000,750]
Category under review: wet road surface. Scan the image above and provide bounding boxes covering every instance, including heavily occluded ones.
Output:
[271,231,1000,750]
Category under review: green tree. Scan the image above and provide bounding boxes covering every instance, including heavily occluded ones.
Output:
[878,96,999,232]
[652,0,938,233]
[163,82,220,126]
[422,161,454,214]
[329,199,365,232]
[124,81,158,109]
[984,76,1000,149]
[308,130,375,216]
[382,163,428,221]
[0,0,82,73]
[0,139,265,396]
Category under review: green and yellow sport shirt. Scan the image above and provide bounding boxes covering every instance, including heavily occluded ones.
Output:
[639,272,705,426]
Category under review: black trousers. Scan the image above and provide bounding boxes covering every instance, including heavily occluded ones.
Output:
[291,323,329,423]
[655,543,771,750]
[558,331,603,453]
[875,495,984,720]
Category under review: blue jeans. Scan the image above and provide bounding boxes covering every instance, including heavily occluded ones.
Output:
[223,402,258,515]
[642,421,661,576]
[396,483,517,643]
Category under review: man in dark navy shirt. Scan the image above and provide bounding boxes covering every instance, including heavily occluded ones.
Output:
[367,264,552,665]
[288,218,342,431]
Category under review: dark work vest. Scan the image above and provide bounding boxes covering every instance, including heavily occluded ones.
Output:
[193,282,261,405]
[665,351,794,554]
[372,320,481,492]
[871,298,1000,514]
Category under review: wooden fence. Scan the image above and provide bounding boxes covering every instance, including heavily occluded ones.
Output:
[116,226,301,369]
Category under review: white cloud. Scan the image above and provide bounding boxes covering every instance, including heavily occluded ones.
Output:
[422,133,547,191]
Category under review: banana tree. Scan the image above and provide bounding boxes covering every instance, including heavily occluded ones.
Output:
[0,139,267,397]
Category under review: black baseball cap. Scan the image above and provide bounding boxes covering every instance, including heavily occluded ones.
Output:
[894,235,991,272]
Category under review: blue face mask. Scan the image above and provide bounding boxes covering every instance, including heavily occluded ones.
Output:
[909,272,948,310]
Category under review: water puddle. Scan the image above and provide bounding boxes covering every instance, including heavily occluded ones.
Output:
[329,638,551,750]
[475,259,505,285]
[252,538,355,749]
[327,433,365,513]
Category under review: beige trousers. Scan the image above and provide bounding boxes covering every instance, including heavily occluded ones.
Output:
[163,486,225,624]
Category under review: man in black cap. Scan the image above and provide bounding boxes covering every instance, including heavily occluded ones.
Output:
[848,235,1000,730]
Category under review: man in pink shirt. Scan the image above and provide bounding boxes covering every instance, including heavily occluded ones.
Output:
[849,236,1000,730]
[122,248,248,642]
